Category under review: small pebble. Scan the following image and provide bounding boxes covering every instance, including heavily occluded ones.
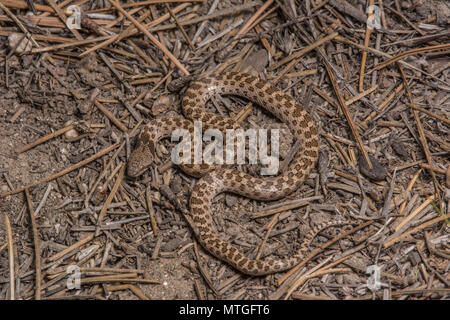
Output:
[240,49,268,73]
[152,95,174,116]
[401,0,411,9]
[359,154,387,181]
[225,194,238,207]
[91,185,106,205]
[169,176,182,194]
[63,120,79,139]
[64,128,79,139]
[391,141,408,158]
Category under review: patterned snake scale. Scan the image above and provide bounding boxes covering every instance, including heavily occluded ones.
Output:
[128,72,351,275]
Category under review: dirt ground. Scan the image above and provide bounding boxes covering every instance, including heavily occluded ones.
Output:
[0,0,449,300]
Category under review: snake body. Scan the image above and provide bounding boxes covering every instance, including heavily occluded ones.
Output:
[128,72,349,275]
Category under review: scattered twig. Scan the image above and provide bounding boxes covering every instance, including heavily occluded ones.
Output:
[358,0,374,92]
[384,213,450,248]
[405,103,450,125]
[108,0,189,75]
[81,276,159,285]
[96,164,126,230]
[0,142,120,197]
[4,213,15,300]
[278,221,372,285]
[165,3,194,50]
[323,59,373,169]
[47,233,95,262]
[104,284,149,300]
[397,63,439,193]
[368,43,450,74]
[145,187,158,237]
[15,124,75,153]
[192,240,220,297]
[24,188,41,300]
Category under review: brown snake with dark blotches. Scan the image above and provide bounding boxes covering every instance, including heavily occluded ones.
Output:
[128,72,350,275]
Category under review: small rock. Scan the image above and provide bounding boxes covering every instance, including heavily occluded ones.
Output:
[64,120,79,139]
[380,77,392,89]
[225,194,238,207]
[359,154,387,181]
[415,0,432,19]
[401,0,411,9]
[69,153,85,163]
[169,175,182,194]
[240,49,268,73]
[391,141,408,158]
[368,188,383,203]
[91,185,106,205]
[76,54,98,75]
[152,95,174,116]
[343,273,360,285]
[161,238,181,252]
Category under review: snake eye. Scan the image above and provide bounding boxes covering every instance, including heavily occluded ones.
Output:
[127,144,155,178]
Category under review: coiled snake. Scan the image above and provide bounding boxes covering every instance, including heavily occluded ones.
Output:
[128,72,349,275]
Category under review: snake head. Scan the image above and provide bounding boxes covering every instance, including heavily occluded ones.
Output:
[127,129,156,178]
